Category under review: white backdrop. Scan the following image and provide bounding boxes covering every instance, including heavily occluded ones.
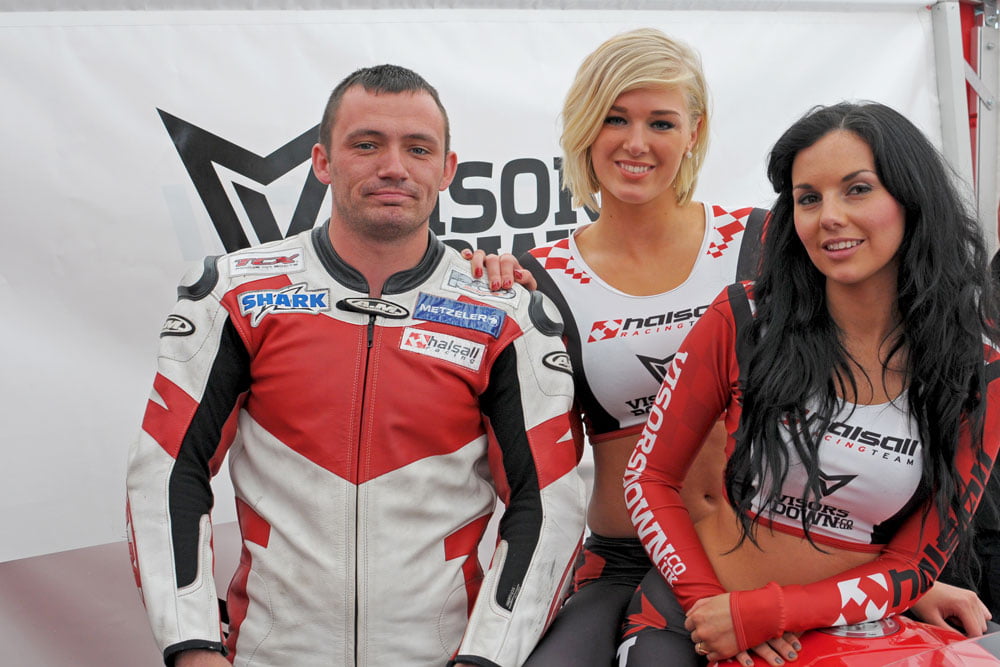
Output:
[0,6,942,562]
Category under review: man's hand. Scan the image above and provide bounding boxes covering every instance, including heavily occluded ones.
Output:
[910,580,991,637]
[174,649,230,666]
[460,249,536,291]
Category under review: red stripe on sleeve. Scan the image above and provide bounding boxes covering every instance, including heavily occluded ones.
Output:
[529,414,579,490]
[141,373,199,459]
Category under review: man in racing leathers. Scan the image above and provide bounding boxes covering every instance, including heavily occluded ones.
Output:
[126,64,586,667]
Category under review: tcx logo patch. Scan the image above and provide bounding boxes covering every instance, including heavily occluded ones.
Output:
[230,248,304,276]
[239,283,329,327]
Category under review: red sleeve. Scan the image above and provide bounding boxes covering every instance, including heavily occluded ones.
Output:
[623,286,742,607]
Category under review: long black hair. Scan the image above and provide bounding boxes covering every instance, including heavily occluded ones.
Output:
[725,102,998,579]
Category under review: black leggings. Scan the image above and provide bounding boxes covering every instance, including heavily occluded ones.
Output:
[522,533,649,667]
[617,568,705,667]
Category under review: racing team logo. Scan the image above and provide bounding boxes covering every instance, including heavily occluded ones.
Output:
[835,574,891,625]
[238,283,330,327]
[400,327,485,371]
[588,319,622,342]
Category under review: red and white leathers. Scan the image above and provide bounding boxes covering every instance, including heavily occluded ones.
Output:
[623,282,1000,651]
[126,223,586,667]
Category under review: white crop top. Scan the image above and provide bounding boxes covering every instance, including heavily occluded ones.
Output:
[521,204,763,442]
[749,397,924,548]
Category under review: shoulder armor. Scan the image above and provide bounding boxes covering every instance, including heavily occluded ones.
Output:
[178,255,221,301]
[528,290,563,337]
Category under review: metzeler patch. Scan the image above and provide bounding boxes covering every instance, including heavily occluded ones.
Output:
[413,293,505,338]
[229,248,304,277]
[161,314,195,337]
[441,267,520,306]
[399,327,486,371]
[238,283,330,327]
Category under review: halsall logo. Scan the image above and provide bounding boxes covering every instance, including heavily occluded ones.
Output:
[238,283,330,327]
[588,320,622,342]
[400,327,485,371]
[160,314,195,337]
[229,249,304,277]
[159,110,324,253]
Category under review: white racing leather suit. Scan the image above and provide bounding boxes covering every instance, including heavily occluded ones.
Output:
[126,222,586,666]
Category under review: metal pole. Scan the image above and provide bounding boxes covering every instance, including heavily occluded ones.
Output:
[973,0,999,251]
[933,2,977,193]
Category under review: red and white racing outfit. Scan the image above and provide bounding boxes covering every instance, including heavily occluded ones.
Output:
[624,282,1000,651]
[126,223,586,666]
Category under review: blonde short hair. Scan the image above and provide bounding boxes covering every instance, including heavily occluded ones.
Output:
[560,28,711,211]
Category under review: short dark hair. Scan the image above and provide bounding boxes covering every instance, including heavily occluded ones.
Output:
[318,64,451,153]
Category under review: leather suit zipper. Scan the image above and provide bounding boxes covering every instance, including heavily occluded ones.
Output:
[354,312,376,667]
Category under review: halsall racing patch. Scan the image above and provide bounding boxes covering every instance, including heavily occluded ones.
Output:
[160,314,195,337]
[441,266,521,306]
[239,283,330,327]
[400,327,486,371]
[413,293,505,338]
[229,248,304,277]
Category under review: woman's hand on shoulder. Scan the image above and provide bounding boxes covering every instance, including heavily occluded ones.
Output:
[687,593,800,665]
[460,248,536,291]
[910,580,991,637]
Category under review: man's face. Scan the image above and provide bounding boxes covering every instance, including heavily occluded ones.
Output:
[312,86,457,243]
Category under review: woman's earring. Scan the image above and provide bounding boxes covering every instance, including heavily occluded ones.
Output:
[685,150,693,160]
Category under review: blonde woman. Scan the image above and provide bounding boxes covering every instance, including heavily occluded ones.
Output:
[470,29,765,665]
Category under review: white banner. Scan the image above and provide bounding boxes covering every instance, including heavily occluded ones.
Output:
[0,8,941,561]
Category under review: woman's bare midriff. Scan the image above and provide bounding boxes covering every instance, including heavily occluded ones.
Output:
[694,507,878,591]
[588,423,876,589]
[587,422,729,538]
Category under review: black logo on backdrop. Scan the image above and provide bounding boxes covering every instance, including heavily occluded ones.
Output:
[159,110,324,253]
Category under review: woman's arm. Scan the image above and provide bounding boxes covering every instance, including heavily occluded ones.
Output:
[627,286,745,606]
